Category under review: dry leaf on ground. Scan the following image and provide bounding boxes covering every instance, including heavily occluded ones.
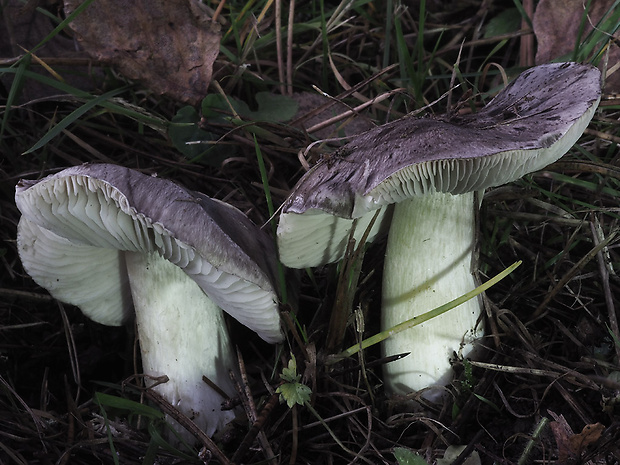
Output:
[0,0,100,100]
[64,0,221,104]
[533,0,619,91]
[549,411,604,463]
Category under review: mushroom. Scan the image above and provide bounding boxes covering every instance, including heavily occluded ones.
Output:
[276,62,601,398]
[16,163,283,440]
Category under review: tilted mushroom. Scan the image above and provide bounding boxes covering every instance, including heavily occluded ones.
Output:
[16,163,283,439]
[277,62,601,398]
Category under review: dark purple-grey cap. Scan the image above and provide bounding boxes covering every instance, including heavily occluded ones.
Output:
[277,62,601,268]
[16,164,283,343]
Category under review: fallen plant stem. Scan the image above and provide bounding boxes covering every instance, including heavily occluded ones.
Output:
[328,261,522,364]
[254,135,289,305]
[532,231,618,319]
[303,401,374,465]
[590,220,620,363]
[326,210,381,352]
[517,417,549,465]
[144,390,233,465]
[231,392,280,464]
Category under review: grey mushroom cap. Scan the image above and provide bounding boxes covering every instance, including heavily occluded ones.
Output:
[16,164,283,343]
[277,62,601,268]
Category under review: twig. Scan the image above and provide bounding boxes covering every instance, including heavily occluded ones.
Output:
[289,404,298,465]
[286,0,295,96]
[231,392,280,464]
[230,348,277,465]
[144,389,233,465]
[275,0,285,95]
[0,288,53,302]
[532,231,618,319]
[590,219,620,362]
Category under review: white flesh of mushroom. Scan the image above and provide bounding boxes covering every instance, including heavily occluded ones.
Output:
[16,166,283,441]
[381,192,482,399]
[276,63,601,401]
[17,217,238,441]
[125,252,237,440]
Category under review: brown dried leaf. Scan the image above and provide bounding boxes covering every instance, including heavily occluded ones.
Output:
[549,412,605,463]
[533,0,620,91]
[63,0,221,104]
[0,0,100,100]
[568,423,604,456]
[549,412,576,464]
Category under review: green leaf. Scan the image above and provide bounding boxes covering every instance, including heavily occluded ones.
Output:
[252,92,298,122]
[280,355,301,383]
[276,381,312,409]
[276,355,312,408]
[169,105,235,166]
[201,92,298,124]
[94,392,165,420]
[436,445,481,465]
[393,447,429,465]
[484,8,521,38]
[169,106,213,157]
[202,94,250,122]
[23,86,129,154]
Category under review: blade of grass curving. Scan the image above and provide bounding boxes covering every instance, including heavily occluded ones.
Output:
[222,0,256,46]
[0,0,93,135]
[511,0,533,30]
[254,135,288,305]
[94,393,121,465]
[572,0,592,62]
[589,2,620,64]
[415,0,427,99]
[94,392,165,420]
[0,68,167,130]
[393,6,414,89]
[0,54,31,141]
[573,0,620,63]
[382,0,394,69]
[319,0,329,89]
[28,0,97,55]
[22,86,130,155]
[394,0,430,106]
[240,0,274,63]
[536,172,620,211]
[141,437,161,465]
[328,261,522,364]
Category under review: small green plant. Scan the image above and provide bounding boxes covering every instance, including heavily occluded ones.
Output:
[276,355,312,408]
[393,447,430,465]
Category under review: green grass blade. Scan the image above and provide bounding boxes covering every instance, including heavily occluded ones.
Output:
[511,0,533,30]
[0,54,31,141]
[94,393,121,465]
[328,261,522,364]
[0,68,167,130]
[254,135,288,305]
[23,86,130,155]
[30,0,97,54]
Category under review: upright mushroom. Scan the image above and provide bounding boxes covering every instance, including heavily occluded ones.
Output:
[16,164,283,439]
[277,62,601,398]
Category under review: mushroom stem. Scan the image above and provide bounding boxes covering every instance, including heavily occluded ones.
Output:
[125,251,237,440]
[381,191,483,399]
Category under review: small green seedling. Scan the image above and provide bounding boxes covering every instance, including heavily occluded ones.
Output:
[276,355,312,409]
[393,447,430,465]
